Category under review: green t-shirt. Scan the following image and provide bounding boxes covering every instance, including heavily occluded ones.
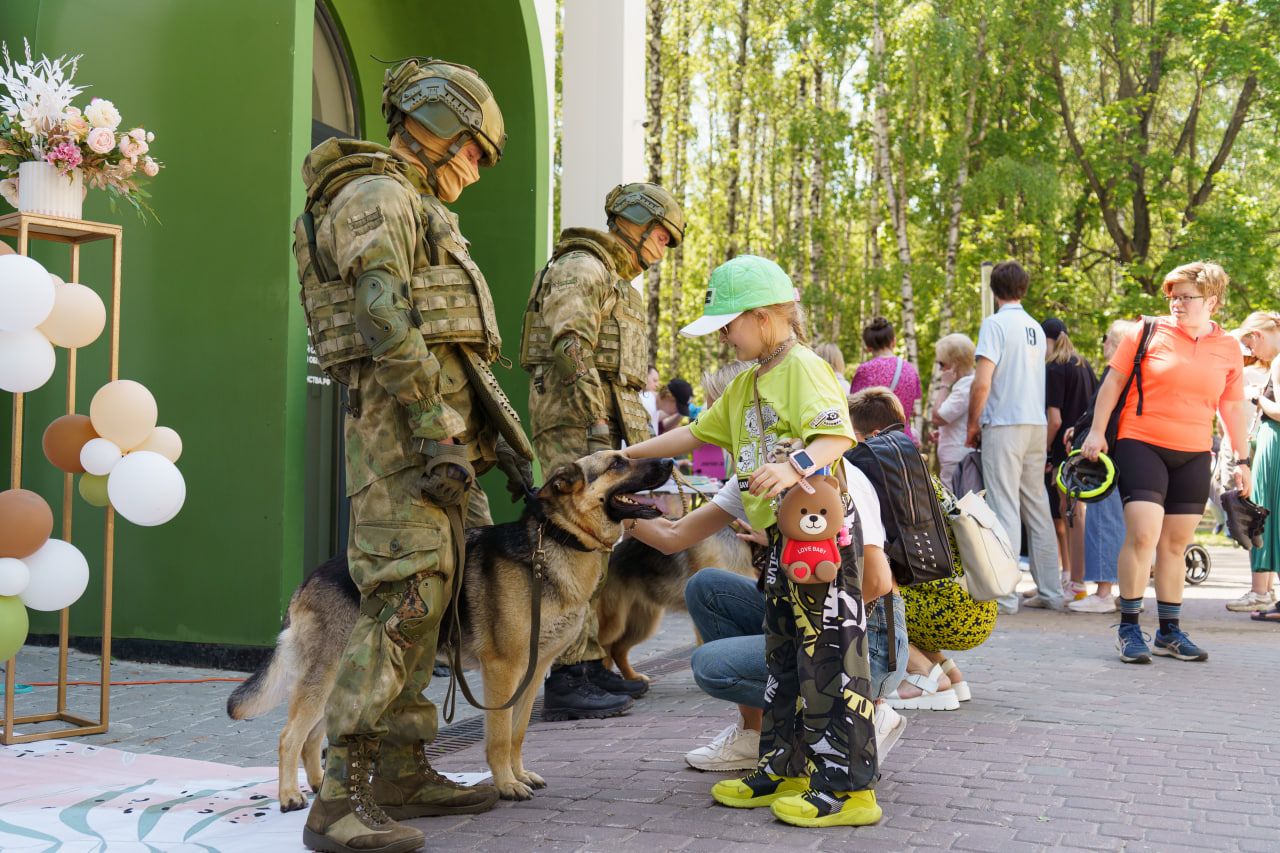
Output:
[689,345,854,530]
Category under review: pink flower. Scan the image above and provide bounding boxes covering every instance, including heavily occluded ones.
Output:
[44,141,83,174]
[0,177,18,208]
[86,127,115,154]
[140,156,159,177]
[118,131,147,158]
[64,107,90,139]
[116,157,137,177]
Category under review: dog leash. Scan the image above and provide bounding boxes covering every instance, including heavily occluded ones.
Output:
[442,520,545,723]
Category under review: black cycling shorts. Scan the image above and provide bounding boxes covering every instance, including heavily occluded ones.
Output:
[1113,438,1212,515]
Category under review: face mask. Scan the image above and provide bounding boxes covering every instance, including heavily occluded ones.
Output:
[393,119,480,202]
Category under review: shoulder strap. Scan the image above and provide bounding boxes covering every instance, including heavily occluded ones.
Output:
[1132,316,1158,417]
[889,356,905,392]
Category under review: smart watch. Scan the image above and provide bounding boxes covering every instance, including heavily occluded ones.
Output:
[788,448,817,494]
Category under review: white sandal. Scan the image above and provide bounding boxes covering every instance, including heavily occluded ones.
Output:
[938,660,971,702]
[886,672,960,711]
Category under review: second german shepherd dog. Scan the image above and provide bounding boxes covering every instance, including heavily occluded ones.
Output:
[228,451,671,808]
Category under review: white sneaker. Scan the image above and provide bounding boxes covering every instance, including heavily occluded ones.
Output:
[1226,590,1276,613]
[874,702,907,760]
[1023,594,1064,610]
[1068,593,1117,613]
[684,719,760,771]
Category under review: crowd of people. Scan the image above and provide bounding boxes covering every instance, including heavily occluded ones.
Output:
[615,255,1277,831]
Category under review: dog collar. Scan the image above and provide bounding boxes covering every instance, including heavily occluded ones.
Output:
[543,520,594,552]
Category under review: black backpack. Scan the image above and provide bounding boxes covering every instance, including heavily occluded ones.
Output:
[844,424,955,586]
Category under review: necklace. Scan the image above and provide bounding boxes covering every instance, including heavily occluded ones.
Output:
[757,336,795,367]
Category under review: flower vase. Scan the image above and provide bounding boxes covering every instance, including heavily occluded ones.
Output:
[16,161,85,220]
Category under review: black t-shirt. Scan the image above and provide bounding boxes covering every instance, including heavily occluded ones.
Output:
[1046,357,1099,463]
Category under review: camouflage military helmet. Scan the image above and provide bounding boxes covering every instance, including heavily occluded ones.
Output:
[382,58,506,167]
[605,183,685,247]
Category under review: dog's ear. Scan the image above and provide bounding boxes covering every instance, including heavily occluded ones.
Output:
[541,463,585,496]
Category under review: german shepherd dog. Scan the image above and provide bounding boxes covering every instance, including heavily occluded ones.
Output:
[228,451,670,809]
[596,528,755,683]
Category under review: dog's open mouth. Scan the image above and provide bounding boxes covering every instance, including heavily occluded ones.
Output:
[605,457,674,521]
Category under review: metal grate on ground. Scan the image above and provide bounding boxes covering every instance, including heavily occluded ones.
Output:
[425,644,695,759]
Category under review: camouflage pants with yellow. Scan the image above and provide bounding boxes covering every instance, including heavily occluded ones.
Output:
[759,527,879,794]
[324,468,491,759]
[532,423,614,665]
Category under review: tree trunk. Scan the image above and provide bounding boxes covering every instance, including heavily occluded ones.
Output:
[644,0,664,366]
[723,0,751,260]
[809,62,826,339]
[868,158,884,318]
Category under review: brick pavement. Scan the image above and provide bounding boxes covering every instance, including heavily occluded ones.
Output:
[3,545,1278,851]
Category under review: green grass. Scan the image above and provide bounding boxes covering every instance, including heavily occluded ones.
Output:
[1194,529,1234,548]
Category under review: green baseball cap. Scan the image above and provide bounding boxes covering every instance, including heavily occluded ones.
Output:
[680,255,799,337]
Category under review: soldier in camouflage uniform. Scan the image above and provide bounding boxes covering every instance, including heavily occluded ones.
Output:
[293,58,534,853]
[519,184,685,720]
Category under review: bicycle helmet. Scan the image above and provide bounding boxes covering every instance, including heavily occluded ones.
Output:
[1056,449,1117,503]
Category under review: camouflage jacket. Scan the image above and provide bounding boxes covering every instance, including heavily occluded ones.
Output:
[303,141,499,494]
[528,228,644,433]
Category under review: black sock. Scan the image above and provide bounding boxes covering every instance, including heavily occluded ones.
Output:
[1157,600,1181,634]
[1118,596,1142,625]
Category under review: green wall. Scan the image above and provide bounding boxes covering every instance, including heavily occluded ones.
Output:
[0,0,549,647]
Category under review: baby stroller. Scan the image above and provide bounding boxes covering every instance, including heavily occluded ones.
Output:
[1183,543,1211,585]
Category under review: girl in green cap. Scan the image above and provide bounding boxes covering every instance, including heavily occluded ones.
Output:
[622,255,883,828]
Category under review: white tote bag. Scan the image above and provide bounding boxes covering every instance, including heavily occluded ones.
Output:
[948,490,1020,601]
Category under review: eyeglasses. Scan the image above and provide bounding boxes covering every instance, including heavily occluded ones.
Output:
[1166,294,1205,305]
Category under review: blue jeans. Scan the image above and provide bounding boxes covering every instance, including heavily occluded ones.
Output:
[1084,490,1124,583]
[686,569,907,708]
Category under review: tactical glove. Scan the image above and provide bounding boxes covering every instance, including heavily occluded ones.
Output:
[418,441,475,508]
[587,421,614,455]
[495,435,535,502]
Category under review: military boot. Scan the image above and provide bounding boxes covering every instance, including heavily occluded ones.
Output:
[582,659,649,697]
[303,738,424,853]
[372,740,499,819]
[541,663,634,721]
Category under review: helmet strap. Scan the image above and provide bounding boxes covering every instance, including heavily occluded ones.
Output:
[608,218,654,271]
[394,120,471,194]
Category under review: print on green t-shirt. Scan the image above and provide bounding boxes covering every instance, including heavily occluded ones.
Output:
[689,345,854,531]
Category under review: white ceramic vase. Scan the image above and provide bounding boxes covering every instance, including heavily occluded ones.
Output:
[17,160,85,219]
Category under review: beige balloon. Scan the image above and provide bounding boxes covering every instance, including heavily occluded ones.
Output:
[0,242,13,256]
[49,273,64,287]
[38,282,106,349]
[90,380,158,451]
[133,425,182,463]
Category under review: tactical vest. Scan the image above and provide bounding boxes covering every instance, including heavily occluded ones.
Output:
[293,140,503,384]
[519,235,649,391]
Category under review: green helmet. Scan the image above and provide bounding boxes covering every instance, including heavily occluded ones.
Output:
[605,182,685,248]
[382,57,506,168]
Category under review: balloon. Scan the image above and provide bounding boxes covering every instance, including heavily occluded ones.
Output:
[0,328,56,393]
[19,538,89,611]
[78,473,110,508]
[38,282,106,348]
[0,489,53,558]
[0,241,14,256]
[90,380,158,451]
[0,558,30,596]
[49,273,64,287]
[42,413,99,473]
[80,437,123,476]
[133,426,182,463]
[0,595,28,661]
[0,254,55,331]
[107,451,186,527]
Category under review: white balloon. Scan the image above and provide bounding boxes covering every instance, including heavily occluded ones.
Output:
[0,329,56,393]
[0,557,30,596]
[80,437,123,476]
[19,539,89,611]
[0,254,56,331]
[107,451,186,527]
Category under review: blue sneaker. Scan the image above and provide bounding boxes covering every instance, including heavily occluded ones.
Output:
[1153,626,1208,661]
[1116,623,1152,664]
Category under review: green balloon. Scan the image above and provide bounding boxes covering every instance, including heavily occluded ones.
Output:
[78,473,110,508]
[0,595,28,661]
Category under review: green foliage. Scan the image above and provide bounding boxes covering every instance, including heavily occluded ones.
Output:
[639,0,1280,388]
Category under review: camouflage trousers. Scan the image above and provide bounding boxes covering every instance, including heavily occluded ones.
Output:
[531,422,617,665]
[758,527,878,794]
[324,467,492,755]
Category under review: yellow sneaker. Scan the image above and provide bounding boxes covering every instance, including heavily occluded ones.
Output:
[771,788,883,827]
[710,769,808,808]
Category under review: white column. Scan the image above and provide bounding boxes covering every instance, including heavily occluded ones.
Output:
[561,0,646,232]
[533,0,557,256]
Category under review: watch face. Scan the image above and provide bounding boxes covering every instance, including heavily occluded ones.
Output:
[792,450,815,471]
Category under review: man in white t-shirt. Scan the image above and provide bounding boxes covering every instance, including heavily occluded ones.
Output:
[965,260,1064,612]
[626,460,907,773]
